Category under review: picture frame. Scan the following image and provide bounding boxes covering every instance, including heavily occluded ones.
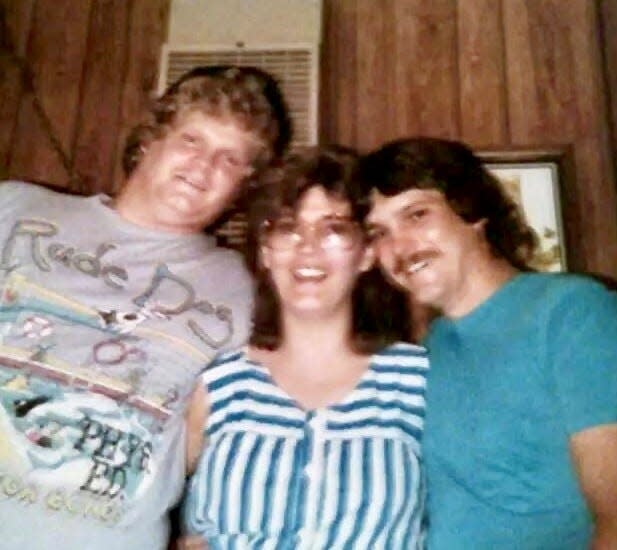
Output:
[478,147,576,272]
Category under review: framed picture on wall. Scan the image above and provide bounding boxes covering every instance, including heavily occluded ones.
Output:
[478,148,575,272]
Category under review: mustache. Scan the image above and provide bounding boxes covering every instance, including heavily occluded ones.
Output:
[392,251,438,276]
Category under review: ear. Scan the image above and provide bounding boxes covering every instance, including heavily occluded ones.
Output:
[472,218,488,234]
[259,245,272,271]
[359,244,376,273]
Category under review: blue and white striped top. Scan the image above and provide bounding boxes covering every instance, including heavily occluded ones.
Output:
[183,342,429,549]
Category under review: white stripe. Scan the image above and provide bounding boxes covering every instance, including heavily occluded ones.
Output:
[312,440,341,547]
[208,397,305,430]
[209,418,305,439]
[327,403,425,424]
[267,439,297,533]
[208,377,287,402]
[225,433,257,532]
[247,436,276,532]
[370,355,429,368]
[331,439,363,547]
[391,443,421,547]
[354,439,386,547]
[207,433,235,525]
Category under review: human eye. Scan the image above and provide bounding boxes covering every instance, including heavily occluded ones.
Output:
[324,219,354,235]
[321,218,357,249]
[220,153,243,167]
[273,218,297,235]
[265,218,298,249]
[213,151,249,173]
[365,224,387,243]
[179,132,199,146]
[401,206,429,223]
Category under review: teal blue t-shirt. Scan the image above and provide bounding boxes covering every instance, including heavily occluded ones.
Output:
[423,273,617,549]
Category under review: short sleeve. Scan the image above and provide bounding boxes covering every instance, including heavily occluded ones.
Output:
[547,279,617,434]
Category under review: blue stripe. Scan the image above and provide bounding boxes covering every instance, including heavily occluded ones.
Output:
[315,439,330,528]
[324,441,349,547]
[370,364,428,375]
[331,397,426,418]
[239,436,263,532]
[210,389,294,415]
[209,411,305,437]
[356,379,426,393]
[208,350,244,368]
[208,369,272,391]
[283,438,307,534]
[347,440,372,546]
[260,439,284,533]
[377,344,426,357]
[368,438,394,547]
[218,432,243,533]
[385,442,411,548]
[328,418,423,441]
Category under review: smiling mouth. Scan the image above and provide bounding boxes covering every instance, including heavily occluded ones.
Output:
[293,267,327,282]
[177,174,208,192]
[407,260,429,274]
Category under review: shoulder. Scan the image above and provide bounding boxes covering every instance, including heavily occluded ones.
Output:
[195,243,250,276]
[1,180,52,203]
[0,180,88,211]
[208,347,246,369]
[523,272,616,315]
[372,341,429,371]
[201,347,253,382]
[516,271,609,299]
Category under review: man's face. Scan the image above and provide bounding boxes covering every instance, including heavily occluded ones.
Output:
[119,109,263,233]
[366,188,486,316]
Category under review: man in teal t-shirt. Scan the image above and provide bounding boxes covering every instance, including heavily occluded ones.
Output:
[354,137,617,548]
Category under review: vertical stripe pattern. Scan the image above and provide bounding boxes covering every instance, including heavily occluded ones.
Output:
[183,342,428,549]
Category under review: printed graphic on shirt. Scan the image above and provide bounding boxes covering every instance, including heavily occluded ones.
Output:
[0,274,216,525]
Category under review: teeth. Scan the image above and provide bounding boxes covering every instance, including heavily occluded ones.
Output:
[178,175,205,190]
[295,267,325,278]
[407,260,429,274]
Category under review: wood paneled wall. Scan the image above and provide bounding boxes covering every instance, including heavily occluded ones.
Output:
[321,0,617,278]
[1,0,615,277]
[0,0,169,193]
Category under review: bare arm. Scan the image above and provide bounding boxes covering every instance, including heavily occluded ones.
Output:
[185,382,208,475]
[570,423,617,549]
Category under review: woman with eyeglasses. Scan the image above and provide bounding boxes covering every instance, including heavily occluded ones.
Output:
[180,146,429,549]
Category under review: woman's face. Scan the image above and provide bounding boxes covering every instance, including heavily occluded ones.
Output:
[260,186,374,321]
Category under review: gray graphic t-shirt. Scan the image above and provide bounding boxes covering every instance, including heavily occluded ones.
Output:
[0,181,253,549]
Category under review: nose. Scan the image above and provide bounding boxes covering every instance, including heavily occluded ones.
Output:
[381,226,417,259]
[295,225,320,253]
[189,144,214,174]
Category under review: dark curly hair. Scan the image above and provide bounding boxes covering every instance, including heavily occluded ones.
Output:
[354,137,537,271]
[122,65,292,177]
[245,145,411,353]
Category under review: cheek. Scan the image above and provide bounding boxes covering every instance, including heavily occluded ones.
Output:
[375,241,395,269]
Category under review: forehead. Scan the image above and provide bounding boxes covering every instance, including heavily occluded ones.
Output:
[367,188,448,224]
[171,109,263,151]
[294,186,351,220]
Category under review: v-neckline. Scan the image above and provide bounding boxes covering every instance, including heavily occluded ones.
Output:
[243,347,376,413]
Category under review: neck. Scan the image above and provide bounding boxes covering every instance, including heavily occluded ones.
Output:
[444,255,518,319]
[277,309,357,368]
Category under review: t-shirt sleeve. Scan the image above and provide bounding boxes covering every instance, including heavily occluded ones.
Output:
[548,278,617,434]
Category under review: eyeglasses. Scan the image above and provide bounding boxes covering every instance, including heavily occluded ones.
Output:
[259,216,362,251]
